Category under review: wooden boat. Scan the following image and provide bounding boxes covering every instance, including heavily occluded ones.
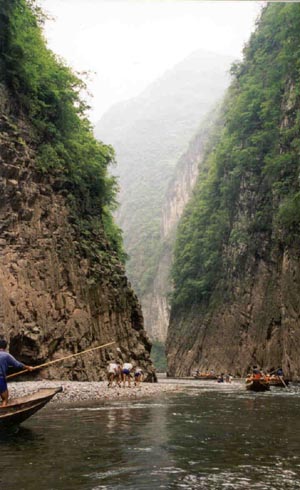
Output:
[193,373,218,380]
[0,387,62,429]
[269,375,289,387]
[245,377,270,392]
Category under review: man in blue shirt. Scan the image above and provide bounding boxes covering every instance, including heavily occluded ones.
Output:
[0,338,34,406]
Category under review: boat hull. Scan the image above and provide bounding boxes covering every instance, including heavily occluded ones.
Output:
[246,379,270,392]
[0,387,62,428]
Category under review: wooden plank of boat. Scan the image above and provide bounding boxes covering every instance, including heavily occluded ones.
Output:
[269,377,290,387]
[245,379,270,392]
[0,387,62,429]
[193,375,218,380]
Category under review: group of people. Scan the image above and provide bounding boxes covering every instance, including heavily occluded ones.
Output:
[249,366,284,380]
[107,360,144,388]
[217,373,233,383]
[0,334,146,406]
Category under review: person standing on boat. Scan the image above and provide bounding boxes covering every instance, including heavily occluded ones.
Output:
[0,339,34,406]
[252,366,262,380]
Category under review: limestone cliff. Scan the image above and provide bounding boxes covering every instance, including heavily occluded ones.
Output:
[142,119,218,341]
[0,0,156,381]
[167,4,300,380]
[0,86,155,380]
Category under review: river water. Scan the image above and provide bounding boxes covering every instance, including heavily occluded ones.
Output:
[1,379,300,490]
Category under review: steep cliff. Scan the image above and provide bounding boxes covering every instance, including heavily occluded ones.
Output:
[167,3,300,379]
[96,51,231,340]
[142,113,221,341]
[0,0,155,380]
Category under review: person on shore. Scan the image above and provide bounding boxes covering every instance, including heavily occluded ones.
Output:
[134,366,144,386]
[107,360,118,387]
[0,338,34,406]
[115,362,122,387]
[122,361,133,387]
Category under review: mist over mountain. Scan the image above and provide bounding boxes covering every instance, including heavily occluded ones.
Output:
[95,50,232,340]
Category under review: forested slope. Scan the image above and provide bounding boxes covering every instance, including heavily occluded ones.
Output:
[167,3,300,379]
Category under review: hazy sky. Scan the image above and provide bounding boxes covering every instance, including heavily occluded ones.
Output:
[40,0,262,122]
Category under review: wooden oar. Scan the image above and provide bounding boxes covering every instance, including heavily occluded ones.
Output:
[7,341,116,379]
[279,375,288,388]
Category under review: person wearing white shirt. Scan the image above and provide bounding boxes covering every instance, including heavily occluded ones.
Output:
[122,362,133,387]
[107,360,118,387]
[134,366,144,386]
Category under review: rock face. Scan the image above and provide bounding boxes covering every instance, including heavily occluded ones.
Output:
[142,121,217,341]
[167,245,300,379]
[95,51,231,341]
[0,86,156,381]
[166,4,300,380]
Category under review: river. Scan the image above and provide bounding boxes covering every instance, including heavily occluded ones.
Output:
[1,379,300,490]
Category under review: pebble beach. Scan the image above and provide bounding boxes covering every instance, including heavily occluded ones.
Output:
[8,379,182,404]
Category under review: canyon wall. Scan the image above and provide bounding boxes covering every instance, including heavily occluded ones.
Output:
[167,3,300,379]
[142,119,218,340]
[0,87,155,380]
[0,0,156,381]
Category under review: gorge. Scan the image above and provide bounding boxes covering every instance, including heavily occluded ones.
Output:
[2,0,300,383]
[95,51,232,342]
[167,2,300,380]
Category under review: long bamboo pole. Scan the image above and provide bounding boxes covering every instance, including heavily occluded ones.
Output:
[7,341,116,379]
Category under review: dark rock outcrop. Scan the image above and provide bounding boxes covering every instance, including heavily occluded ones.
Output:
[0,85,156,381]
[167,244,300,379]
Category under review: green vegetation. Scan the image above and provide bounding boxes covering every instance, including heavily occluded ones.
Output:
[172,3,300,310]
[151,341,167,372]
[0,0,125,261]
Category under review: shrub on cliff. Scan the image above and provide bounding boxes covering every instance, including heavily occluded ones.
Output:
[0,0,125,261]
[171,3,300,310]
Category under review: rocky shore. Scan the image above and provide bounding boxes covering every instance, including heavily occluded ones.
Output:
[8,380,181,404]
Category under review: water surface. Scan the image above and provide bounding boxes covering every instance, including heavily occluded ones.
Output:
[1,380,300,489]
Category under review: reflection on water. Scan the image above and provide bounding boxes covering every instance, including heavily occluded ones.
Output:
[1,381,300,489]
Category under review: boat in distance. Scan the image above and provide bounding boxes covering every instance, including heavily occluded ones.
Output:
[0,387,62,429]
[193,372,218,380]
